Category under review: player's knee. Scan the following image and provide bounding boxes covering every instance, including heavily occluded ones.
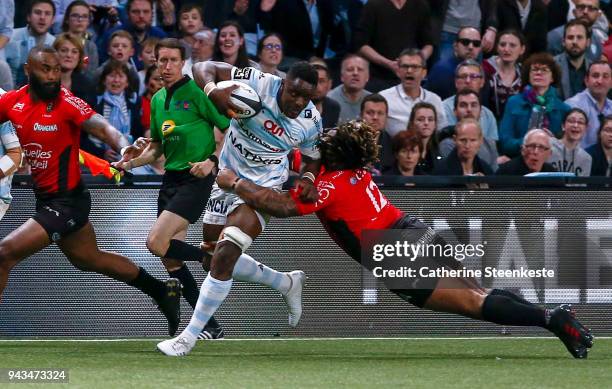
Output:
[218,226,252,253]
[0,243,20,271]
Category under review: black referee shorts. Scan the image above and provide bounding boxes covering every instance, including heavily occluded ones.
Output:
[158,169,215,224]
[33,186,91,242]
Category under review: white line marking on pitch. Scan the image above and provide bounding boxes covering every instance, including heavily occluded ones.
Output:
[0,337,609,342]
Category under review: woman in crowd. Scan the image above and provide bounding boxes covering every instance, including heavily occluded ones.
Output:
[53,33,96,107]
[256,32,285,77]
[140,64,163,135]
[406,102,441,174]
[384,130,424,177]
[61,0,99,74]
[82,60,143,161]
[499,52,570,158]
[548,108,592,176]
[212,20,257,68]
[482,29,525,121]
[587,115,612,176]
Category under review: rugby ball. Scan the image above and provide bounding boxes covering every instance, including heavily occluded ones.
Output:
[217,80,262,119]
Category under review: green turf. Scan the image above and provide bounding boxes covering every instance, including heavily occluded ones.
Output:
[0,338,610,388]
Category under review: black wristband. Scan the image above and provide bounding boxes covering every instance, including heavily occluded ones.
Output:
[207,154,219,168]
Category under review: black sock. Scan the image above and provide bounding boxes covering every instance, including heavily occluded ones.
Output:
[165,239,205,262]
[168,265,221,330]
[490,288,534,306]
[127,267,165,301]
[168,265,199,308]
[481,294,547,327]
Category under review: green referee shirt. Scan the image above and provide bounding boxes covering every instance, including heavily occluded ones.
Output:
[150,76,230,171]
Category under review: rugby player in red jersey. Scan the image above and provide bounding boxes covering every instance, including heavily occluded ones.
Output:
[216,120,594,359]
[0,46,182,335]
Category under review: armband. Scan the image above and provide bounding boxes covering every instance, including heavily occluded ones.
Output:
[0,154,16,175]
[301,172,316,183]
[204,81,217,96]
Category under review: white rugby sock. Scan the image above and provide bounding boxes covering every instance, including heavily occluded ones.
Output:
[184,275,232,339]
[232,253,292,294]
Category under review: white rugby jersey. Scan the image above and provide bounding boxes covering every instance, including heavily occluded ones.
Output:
[219,67,322,187]
[0,121,19,204]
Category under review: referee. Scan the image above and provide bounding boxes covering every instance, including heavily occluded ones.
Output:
[115,38,228,339]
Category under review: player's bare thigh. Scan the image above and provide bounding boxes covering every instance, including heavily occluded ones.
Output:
[0,218,51,271]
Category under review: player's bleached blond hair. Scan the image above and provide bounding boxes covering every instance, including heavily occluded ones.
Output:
[318,120,380,170]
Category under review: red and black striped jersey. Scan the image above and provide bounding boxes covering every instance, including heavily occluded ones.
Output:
[290,168,403,260]
[0,86,95,194]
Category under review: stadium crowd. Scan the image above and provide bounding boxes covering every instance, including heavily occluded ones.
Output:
[1,0,612,178]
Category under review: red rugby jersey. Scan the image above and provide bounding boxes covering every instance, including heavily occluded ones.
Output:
[290,168,403,260]
[0,86,95,194]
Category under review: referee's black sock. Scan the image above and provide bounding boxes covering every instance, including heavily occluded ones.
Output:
[165,239,205,262]
[168,264,221,329]
[481,294,547,328]
[168,264,199,309]
[127,267,165,302]
[489,288,534,306]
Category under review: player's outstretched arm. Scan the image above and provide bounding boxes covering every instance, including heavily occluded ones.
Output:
[0,145,22,178]
[217,169,300,218]
[82,113,130,154]
[295,155,321,203]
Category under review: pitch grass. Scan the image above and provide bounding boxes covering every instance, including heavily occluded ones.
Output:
[1,338,610,389]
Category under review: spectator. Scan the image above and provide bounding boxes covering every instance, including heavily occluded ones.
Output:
[0,0,14,61]
[61,0,98,75]
[406,101,442,174]
[311,63,340,128]
[360,93,394,175]
[88,1,120,39]
[496,0,548,56]
[256,32,285,78]
[137,36,159,95]
[429,0,498,63]
[53,32,95,106]
[0,60,13,91]
[327,54,371,124]
[426,26,482,100]
[499,53,570,158]
[353,0,434,91]
[98,0,167,70]
[482,29,525,120]
[177,4,205,57]
[433,118,494,176]
[260,0,334,65]
[586,115,612,175]
[82,60,142,161]
[182,28,214,77]
[554,19,592,100]
[442,59,499,142]
[497,128,557,174]
[548,0,605,62]
[380,49,447,137]
[548,108,593,175]
[212,20,257,69]
[6,0,56,87]
[565,61,612,148]
[439,89,500,170]
[385,130,424,176]
[95,30,140,93]
[140,64,162,134]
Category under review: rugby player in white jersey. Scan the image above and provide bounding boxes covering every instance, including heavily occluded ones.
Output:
[0,121,21,221]
[157,61,322,356]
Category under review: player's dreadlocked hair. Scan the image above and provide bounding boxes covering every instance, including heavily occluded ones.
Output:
[318,120,380,171]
